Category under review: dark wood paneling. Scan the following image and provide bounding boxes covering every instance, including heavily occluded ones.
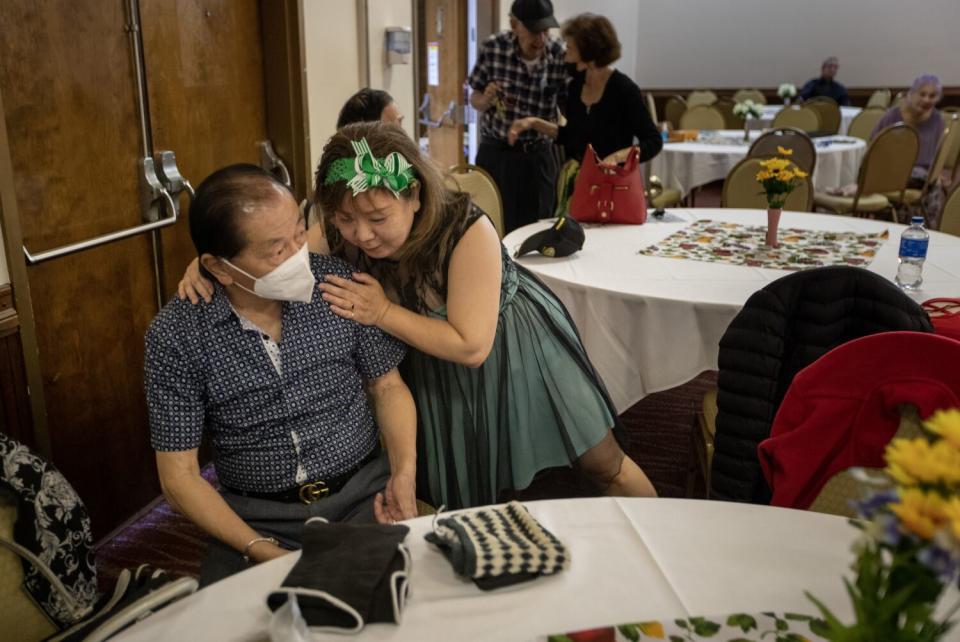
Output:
[0,2,162,537]
[0,316,34,449]
[425,0,467,169]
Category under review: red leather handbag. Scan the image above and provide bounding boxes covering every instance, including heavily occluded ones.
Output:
[568,144,647,225]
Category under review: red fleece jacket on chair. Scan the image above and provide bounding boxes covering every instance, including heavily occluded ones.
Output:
[758,331,960,510]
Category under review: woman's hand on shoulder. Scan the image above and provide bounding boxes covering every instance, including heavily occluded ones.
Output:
[177,257,214,304]
[319,272,392,327]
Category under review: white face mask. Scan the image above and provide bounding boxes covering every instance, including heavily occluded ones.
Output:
[223,243,316,303]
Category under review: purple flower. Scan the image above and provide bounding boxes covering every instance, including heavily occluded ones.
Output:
[854,490,898,520]
[917,544,959,582]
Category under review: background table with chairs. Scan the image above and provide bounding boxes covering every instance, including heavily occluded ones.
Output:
[647,130,865,199]
[757,104,862,134]
[503,209,960,413]
[112,497,960,642]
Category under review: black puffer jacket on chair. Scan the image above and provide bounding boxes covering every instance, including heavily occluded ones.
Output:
[710,266,933,504]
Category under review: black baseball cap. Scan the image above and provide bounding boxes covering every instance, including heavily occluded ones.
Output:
[510,0,559,33]
[515,216,585,258]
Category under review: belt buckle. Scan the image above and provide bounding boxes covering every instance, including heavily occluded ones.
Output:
[298,481,330,504]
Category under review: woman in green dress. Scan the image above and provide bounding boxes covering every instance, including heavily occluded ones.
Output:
[313,122,656,508]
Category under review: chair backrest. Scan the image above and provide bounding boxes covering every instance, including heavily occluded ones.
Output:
[732,89,766,105]
[686,89,717,107]
[748,128,816,174]
[713,98,740,129]
[710,266,933,504]
[679,105,725,130]
[866,88,891,109]
[771,106,821,132]
[857,123,919,199]
[721,157,813,211]
[941,184,960,237]
[446,164,505,238]
[805,97,841,134]
[891,91,905,108]
[644,92,657,123]
[664,95,686,129]
[846,107,886,141]
[922,118,960,195]
[942,114,960,175]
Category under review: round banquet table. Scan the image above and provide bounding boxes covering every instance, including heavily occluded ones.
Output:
[109,498,960,642]
[756,104,862,134]
[646,130,865,197]
[503,209,960,413]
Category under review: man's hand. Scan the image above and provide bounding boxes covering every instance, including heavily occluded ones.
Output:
[472,82,501,111]
[374,469,418,523]
[508,117,532,145]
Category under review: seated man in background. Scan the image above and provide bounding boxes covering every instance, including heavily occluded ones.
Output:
[144,164,417,585]
[799,56,850,106]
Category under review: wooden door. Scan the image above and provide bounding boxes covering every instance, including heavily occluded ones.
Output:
[0,1,289,538]
[423,0,467,169]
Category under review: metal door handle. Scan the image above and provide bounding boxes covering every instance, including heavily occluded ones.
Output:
[154,150,194,219]
[258,140,291,186]
[22,157,180,265]
[418,94,458,128]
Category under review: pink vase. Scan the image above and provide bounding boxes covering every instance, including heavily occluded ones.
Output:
[766,208,781,247]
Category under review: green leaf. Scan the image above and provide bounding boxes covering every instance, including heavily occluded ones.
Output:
[726,614,758,632]
[688,617,721,637]
[669,637,685,642]
[617,624,640,642]
[547,636,574,642]
[775,619,788,631]
[782,613,812,622]
[675,619,689,629]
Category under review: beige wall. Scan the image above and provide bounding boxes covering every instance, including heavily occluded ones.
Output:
[302,0,415,178]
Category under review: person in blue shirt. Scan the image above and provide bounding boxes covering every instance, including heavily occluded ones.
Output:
[144,165,417,585]
[799,57,851,106]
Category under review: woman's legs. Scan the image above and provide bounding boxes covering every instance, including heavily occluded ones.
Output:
[577,430,658,497]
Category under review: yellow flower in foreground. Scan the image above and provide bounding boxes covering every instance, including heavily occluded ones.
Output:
[945,497,960,540]
[926,408,960,450]
[889,488,949,540]
[777,146,793,156]
[756,170,773,181]
[885,437,960,486]
[794,168,809,178]
[638,622,665,638]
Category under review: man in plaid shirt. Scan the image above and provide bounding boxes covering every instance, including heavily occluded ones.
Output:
[469,0,568,233]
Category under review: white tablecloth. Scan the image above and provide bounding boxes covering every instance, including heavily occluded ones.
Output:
[503,209,960,412]
[647,130,865,197]
[111,498,960,642]
[757,104,862,134]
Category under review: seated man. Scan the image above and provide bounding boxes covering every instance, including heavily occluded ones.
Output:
[799,56,850,106]
[144,164,417,585]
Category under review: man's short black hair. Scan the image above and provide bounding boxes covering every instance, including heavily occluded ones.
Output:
[188,164,290,273]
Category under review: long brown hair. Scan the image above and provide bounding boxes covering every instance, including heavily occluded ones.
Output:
[314,121,472,308]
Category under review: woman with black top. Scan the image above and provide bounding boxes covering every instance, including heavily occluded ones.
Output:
[507,13,662,165]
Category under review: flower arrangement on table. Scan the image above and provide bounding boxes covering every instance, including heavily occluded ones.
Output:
[733,99,763,142]
[755,147,809,247]
[807,408,960,641]
[779,83,798,104]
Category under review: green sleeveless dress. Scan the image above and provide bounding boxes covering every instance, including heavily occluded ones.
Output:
[399,207,621,509]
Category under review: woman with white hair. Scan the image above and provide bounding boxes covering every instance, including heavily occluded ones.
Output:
[870,74,945,224]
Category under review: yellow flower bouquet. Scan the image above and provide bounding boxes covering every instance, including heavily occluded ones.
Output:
[756,147,809,209]
[807,408,960,641]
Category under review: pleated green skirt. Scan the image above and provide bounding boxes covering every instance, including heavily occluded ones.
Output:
[401,256,617,509]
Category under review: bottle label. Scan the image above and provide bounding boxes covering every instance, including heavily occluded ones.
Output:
[899,237,929,259]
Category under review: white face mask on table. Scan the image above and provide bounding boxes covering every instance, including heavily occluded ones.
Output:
[223,243,316,303]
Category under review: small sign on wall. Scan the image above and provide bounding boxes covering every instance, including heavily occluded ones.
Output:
[427,41,439,87]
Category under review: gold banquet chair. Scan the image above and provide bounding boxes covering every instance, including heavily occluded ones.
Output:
[679,105,725,130]
[446,164,505,238]
[846,107,886,141]
[771,105,821,133]
[939,184,960,237]
[813,123,919,220]
[721,157,813,211]
[942,113,960,184]
[714,98,740,129]
[748,128,816,174]
[664,95,686,130]
[686,89,717,107]
[866,88,891,109]
[884,116,959,225]
[805,97,841,135]
[732,88,766,105]
[644,92,658,124]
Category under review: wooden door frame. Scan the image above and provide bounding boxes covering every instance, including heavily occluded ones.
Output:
[0,86,50,457]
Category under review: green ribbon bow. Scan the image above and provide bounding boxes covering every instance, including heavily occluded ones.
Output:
[323,138,417,198]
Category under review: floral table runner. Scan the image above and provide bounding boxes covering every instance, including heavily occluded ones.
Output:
[638,219,888,271]
[548,611,830,641]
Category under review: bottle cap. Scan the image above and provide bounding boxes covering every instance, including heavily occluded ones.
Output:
[911,216,924,225]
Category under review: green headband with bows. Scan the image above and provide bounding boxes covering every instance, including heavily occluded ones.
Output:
[323,137,417,198]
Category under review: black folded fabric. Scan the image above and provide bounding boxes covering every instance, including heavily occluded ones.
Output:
[425,501,570,591]
[266,520,411,631]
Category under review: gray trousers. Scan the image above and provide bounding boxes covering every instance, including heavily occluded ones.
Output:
[199,451,391,586]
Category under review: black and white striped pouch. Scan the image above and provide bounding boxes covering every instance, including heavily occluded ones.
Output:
[424,501,570,590]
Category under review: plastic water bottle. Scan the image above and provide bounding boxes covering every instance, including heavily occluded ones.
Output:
[895,216,929,290]
[660,122,669,142]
